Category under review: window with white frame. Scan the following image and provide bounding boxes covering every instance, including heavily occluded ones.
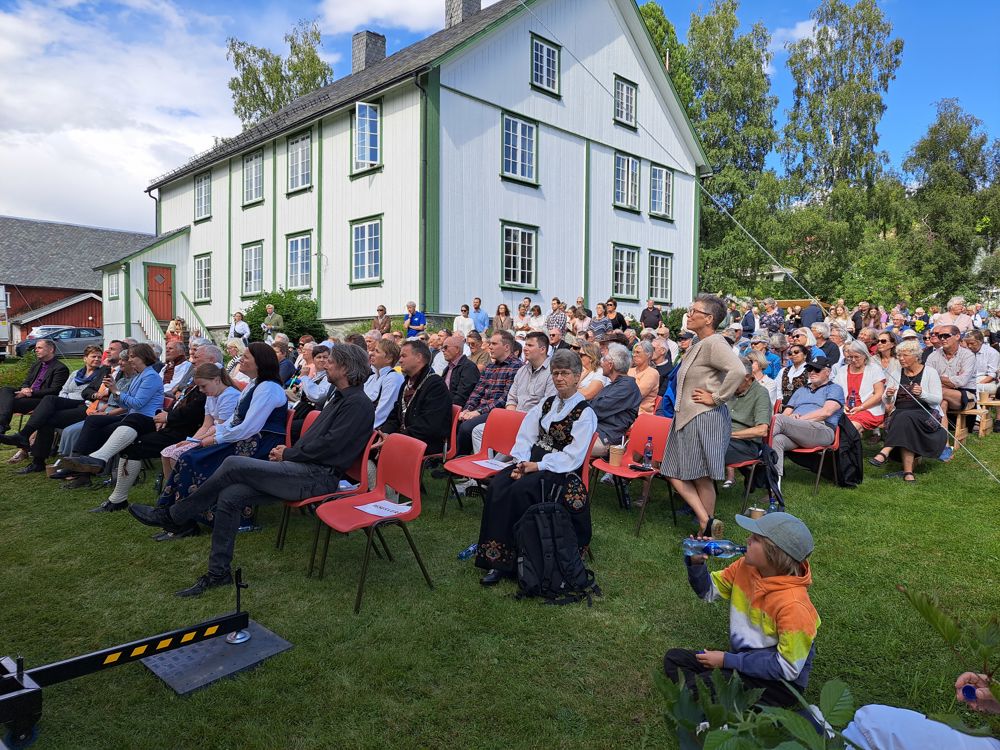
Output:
[502,114,536,182]
[287,235,311,289]
[287,132,311,191]
[648,252,673,303]
[614,76,637,127]
[614,153,640,209]
[351,218,382,283]
[502,223,537,289]
[194,255,212,302]
[612,245,639,299]
[650,165,673,218]
[194,172,211,219]
[108,271,120,299]
[243,150,263,203]
[242,243,263,296]
[354,102,380,172]
[531,35,559,94]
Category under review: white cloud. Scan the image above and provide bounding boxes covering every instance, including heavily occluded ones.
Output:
[319,0,503,35]
[765,19,815,74]
[0,0,240,232]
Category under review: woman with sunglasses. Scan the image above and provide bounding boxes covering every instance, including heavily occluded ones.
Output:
[778,345,809,403]
[874,330,901,383]
[834,340,886,433]
[576,342,607,399]
[605,299,628,331]
[589,302,612,338]
[660,294,745,538]
[372,306,392,335]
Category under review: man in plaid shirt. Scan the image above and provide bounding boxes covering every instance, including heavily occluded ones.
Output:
[456,329,523,454]
[545,298,568,333]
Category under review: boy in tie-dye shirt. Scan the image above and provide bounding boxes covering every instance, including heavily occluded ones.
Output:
[664,512,820,708]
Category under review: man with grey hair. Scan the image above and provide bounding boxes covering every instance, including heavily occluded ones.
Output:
[721,357,772,488]
[129,342,376,597]
[939,296,974,333]
[149,342,165,373]
[161,340,191,395]
[589,343,641,457]
[363,330,382,354]
[927,323,977,422]
[810,321,839,364]
[404,301,426,338]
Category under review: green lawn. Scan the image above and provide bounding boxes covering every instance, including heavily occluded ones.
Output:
[1,433,999,749]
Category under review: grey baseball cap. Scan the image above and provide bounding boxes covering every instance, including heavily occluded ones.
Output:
[735,511,815,562]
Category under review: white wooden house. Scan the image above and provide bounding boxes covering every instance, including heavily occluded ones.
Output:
[98,0,710,345]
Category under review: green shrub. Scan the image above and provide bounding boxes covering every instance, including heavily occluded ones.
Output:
[665,307,685,333]
[0,351,35,388]
[240,289,326,344]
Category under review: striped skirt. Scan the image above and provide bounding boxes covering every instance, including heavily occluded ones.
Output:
[660,406,731,481]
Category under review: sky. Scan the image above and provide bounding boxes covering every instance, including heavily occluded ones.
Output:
[0,0,996,234]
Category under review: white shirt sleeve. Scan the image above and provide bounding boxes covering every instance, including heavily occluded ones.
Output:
[214,387,241,423]
[920,366,943,408]
[214,381,288,443]
[373,370,404,428]
[509,396,598,474]
[162,360,192,394]
[301,373,330,403]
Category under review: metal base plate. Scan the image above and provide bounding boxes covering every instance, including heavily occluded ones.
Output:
[141,620,291,695]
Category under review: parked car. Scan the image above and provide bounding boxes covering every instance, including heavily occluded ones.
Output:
[15,327,104,357]
[27,325,67,340]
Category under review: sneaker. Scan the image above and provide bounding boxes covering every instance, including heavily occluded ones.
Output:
[454,479,477,496]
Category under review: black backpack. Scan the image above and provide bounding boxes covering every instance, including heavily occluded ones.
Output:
[513,502,602,606]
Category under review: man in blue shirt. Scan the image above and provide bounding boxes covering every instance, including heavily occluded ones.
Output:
[800,300,825,328]
[769,353,844,488]
[404,300,427,338]
[470,297,490,333]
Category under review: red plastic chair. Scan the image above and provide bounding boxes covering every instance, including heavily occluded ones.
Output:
[284,408,297,448]
[730,415,776,513]
[773,399,783,414]
[162,396,175,411]
[439,408,527,515]
[789,425,840,495]
[276,428,377,551]
[310,433,433,613]
[421,404,461,471]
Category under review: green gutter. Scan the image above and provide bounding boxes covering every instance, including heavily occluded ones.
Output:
[123,263,132,338]
[424,67,441,313]
[227,157,232,315]
[692,182,701,293]
[583,139,591,302]
[272,140,278,290]
[316,119,324,311]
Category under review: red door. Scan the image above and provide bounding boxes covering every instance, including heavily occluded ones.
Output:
[146,265,173,322]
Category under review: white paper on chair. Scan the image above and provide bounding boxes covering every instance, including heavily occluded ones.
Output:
[472,458,512,471]
[357,500,410,517]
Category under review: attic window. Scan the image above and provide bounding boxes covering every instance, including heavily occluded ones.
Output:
[530,34,560,96]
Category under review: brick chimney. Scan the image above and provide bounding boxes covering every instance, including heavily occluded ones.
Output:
[352,30,386,74]
[445,0,481,28]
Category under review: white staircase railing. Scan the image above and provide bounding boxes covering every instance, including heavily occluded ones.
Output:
[178,291,212,342]
[133,290,166,351]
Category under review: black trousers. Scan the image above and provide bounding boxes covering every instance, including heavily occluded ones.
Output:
[0,389,44,431]
[74,414,127,455]
[25,397,88,462]
[456,413,489,455]
[662,648,798,708]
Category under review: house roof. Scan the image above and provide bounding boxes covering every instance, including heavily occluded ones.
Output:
[11,292,102,324]
[148,0,527,191]
[0,216,153,292]
[93,225,190,271]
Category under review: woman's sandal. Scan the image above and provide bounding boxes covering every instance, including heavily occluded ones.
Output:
[721,479,735,489]
[868,453,888,467]
[902,472,916,483]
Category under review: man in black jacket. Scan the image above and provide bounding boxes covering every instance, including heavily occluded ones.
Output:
[128,343,376,597]
[381,340,452,456]
[0,339,70,434]
[440,335,480,407]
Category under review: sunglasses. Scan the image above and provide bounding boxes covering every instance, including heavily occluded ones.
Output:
[877,338,892,344]
[937,333,954,340]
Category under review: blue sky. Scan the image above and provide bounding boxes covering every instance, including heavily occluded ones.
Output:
[0,0,996,233]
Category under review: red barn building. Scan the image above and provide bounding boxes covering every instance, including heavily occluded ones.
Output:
[0,216,152,346]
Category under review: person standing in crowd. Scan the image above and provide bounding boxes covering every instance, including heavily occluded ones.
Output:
[228,312,250,346]
[575,296,592,318]
[404,300,426,338]
[605,299,628,331]
[440,335,480,407]
[545,298,568,333]
[759,298,785,334]
[660,294,745,538]
[800,299,824,328]
[456,330,523,455]
[639,299,662,331]
[453,304,475,337]
[851,301,870,336]
[589,302,612,338]
[493,303,513,333]
[513,303,531,333]
[261,304,284,343]
[470,297,490,333]
[0,338,70,436]
[367,305,389,335]
[738,302,756,338]
[527,304,546,332]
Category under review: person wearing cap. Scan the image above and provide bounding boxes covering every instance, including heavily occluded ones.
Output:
[750,333,781,378]
[663,511,819,708]
[769,353,844,487]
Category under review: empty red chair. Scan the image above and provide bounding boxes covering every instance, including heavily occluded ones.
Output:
[789,425,840,496]
[311,433,433,613]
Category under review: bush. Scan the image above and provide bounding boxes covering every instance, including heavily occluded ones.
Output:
[241,289,326,344]
[665,307,685,334]
[0,351,35,388]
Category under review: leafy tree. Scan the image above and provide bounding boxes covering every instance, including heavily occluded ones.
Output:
[241,289,326,344]
[638,2,694,116]
[779,0,903,194]
[227,20,334,128]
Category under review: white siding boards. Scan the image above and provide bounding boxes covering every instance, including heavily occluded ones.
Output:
[128,0,706,342]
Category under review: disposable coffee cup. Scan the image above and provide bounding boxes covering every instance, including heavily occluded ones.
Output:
[747,507,765,519]
[608,445,625,467]
[45,465,59,478]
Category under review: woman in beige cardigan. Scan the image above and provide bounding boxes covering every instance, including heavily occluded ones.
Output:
[660,294,746,537]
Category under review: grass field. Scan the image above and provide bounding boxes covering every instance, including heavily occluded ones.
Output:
[1,419,999,749]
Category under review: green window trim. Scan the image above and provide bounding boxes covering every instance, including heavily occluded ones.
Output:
[193,170,212,222]
[192,252,213,304]
[611,243,641,302]
[349,213,385,286]
[500,111,539,186]
[613,151,641,212]
[647,249,674,305]
[240,240,265,298]
[499,219,540,292]
[285,185,314,197]
[107,271,120,301]
[613,74,639,130]
[649,162,675,220]
[286,128,313,193]
[241,148,265,205]
[285,231,313,291]
[529,32,561,98]
[351,99,384,176]
[241,198,265,210]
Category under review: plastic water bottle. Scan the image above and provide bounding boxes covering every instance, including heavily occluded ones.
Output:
[642,436,654,468]
[767,496,780,514]
[457,543,477,560]
[681,539,746,558]
[847,389,858,409]
[962,685,978,702]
